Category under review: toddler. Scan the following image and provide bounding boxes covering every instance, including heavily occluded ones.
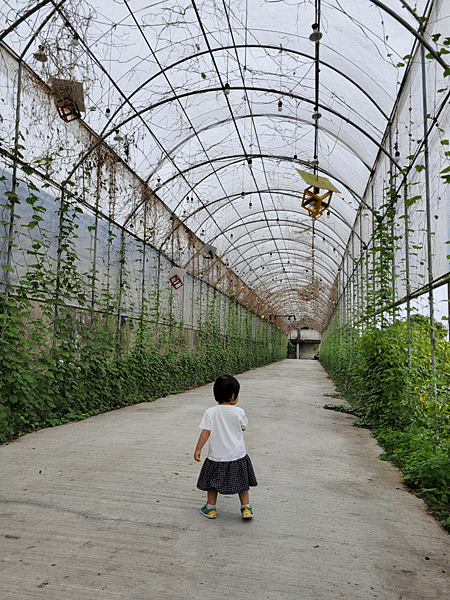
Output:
[194,374,257,519]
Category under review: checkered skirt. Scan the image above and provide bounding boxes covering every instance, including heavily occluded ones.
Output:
[196,454,258,495]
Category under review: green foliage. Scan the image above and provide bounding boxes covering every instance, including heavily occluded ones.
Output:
[320,318,450,531]
[0,295,285,443]
[0,167,286,443]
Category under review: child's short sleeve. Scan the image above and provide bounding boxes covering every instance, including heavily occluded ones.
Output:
[199,408,211,430]
[240,409,248,430]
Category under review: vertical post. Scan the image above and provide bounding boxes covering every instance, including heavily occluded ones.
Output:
[388,127,396,322]
[404,183,412,371]
[359,213,363,331]
[53,188,66,350]
[351,233,356,329]
[448,282,450,342]
[2,2,68,334]
[339,269,343,342]
[420,45,437,397]
[140,202,147,342]
[180,263,185,356]
[2,57,23,331]
[371,186,376,327]
[90,150,101,331]
[155,252,161,347]
[116,227,125,359]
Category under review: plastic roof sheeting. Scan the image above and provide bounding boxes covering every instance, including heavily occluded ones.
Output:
[0,0,445,331]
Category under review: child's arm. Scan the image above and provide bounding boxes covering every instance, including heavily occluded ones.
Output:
[194,429,210,462]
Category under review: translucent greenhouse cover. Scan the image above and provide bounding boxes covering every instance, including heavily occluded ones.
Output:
[1,0,447,331]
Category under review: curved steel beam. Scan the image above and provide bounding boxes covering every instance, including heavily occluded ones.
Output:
[257,285,329,317]
[97,43,390,144]
[145,112,373,184]
[227,246,339,286]
[261,284,329,308]
[147,154,362,247]
[63,85,402,189]
[222,237,342,276]
[0,0,54,42]
[211,223,346,272]
[370,0,448,70]
[191,201,363,247]
[222,229,345,261]
[144,155,370,247]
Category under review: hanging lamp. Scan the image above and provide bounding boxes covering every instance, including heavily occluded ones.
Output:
[203,243,217,259]
[309,23,323,42]
[34,45,48,62]
[296,169,340,220]
[168,266,186,290]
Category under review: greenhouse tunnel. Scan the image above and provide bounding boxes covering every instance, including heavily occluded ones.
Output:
[2,0,450,435]
[4,1,450,597]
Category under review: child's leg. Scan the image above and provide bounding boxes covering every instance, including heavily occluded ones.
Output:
[207,490,218,506]
[238,490,249,505]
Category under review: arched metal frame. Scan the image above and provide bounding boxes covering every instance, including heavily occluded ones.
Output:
[2,0,448,334]
[64,85,402,190]
[149,156,367,233]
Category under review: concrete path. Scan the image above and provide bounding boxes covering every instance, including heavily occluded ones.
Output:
[1,360,449,599]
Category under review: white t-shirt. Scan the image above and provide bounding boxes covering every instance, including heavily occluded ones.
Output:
[199,404,248,462]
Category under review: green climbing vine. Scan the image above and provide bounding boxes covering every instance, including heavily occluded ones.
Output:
[319,37,450,530]
[0,142,286,444]
[320,107,450,531]
[321,317,450,531]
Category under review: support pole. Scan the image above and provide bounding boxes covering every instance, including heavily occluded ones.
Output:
[371,186,376,327]
[359,212,363,332]
[404,184,412,372]
[388,127,396,321]
[90,150,101,331]
[448,281,450,342]
[2,56,23,339]
[116,227,126,360]
[140,204,147,343]
[155,252,161,347]
[53,188,66,351]
[420,45,437,397]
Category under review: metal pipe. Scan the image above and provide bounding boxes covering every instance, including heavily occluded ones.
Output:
[421,44,437,397]
[370,0,448,70]
[371,185,376,326]
[116,228,126,360]
[3,57,23,301]
[388,127,396,320]
[404,183,412,372]
[53,188,65,350]
[90,150,101,331]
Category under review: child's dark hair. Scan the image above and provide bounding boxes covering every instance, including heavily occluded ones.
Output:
[213,374,240,404]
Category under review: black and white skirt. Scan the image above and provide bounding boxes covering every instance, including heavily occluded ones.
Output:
[197,454,258,495]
